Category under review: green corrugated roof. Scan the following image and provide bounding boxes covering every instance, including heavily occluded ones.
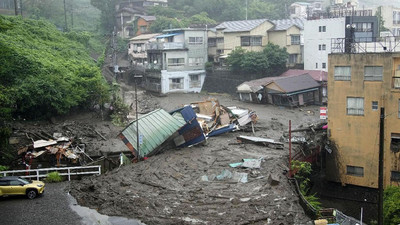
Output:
[121,109,186,157]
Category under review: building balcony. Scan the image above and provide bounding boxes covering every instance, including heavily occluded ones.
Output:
[130,52,147,58]
[146,42,186,51]
[331,36,400,54]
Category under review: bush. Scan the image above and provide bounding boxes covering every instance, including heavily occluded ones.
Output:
[383,186,400,225]
[0,165,9,177]
[45,172,63,183]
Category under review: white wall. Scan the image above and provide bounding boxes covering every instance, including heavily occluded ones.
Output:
[304,18,346,71]
[160,70,206,94]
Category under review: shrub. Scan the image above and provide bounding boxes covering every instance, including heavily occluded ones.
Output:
[45,172,63,183]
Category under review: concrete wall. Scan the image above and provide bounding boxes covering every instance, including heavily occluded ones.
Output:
[202,70,266,96]
[304,18,346,71]
[327,52,400,188]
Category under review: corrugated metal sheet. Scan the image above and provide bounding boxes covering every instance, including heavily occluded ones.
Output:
[120,109,185,157]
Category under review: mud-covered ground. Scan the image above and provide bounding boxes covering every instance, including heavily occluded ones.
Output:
[68,90,320,225]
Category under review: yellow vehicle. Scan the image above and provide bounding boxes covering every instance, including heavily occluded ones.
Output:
[0,176,45,199]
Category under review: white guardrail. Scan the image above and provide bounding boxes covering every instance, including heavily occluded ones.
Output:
[0,165,101,181]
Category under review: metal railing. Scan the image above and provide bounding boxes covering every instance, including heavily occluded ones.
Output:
[146,42,185,50]
[331,36,400,53]
[0,165,101,181]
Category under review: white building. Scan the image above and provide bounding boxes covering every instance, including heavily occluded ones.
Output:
[145,28,208,94]
[290,1,323,19]
[376,5,400,36]
[304,18,345,71]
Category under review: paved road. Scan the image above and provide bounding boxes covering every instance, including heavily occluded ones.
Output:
[0,182,144,225]
[0,182,82,225]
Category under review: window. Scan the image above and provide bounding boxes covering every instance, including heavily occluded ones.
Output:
[315,63,318,69]
[322,63,326,69]
[334,66,351,81]
[241,36,262,46]
[372,101,378,111]
[346,165,364,177]
[208,38,216,47]
[319,26,326,32]
[399,99,400,118]
[391,133,400,153]
[319,44,326,51]
[394,11,400,25]
[291,35,300,45]
[355,22,372,32]
[9,180,21,185]
[364,66,383,81]
[217,38,224,43]
[189,37,203,45]
[393,68,400,88]
[391,171,400,181]
[169,78,183,90]
[347,97,364,115]
[189,74,201,88]
[289,54,297,64]
[167,58,185,67]
[188,57,204,66]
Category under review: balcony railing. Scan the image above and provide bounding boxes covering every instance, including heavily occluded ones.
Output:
[146,42,185,50]
[331,36,400,53]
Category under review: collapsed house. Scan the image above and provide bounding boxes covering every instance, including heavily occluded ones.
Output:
[17,135,92,169]
[119,98,258,159]
[237,69,327,106]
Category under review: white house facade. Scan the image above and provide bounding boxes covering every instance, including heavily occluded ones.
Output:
[304,18,345,71]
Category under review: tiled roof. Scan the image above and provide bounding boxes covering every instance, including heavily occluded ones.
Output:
[216,19,269,33]
[270,18,305,31]
[272,74,320,93]
[280,69,327,82]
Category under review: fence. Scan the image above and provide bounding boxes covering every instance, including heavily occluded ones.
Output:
[0,165,101,181]
[331,36,400,54]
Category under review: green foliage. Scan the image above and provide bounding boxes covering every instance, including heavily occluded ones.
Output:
[0,16,109,120]
[184,12,217,26]
[383,186,400,225]
[375,7,389,33]
[304,193,322,211]
[226,43,288,76]
[149,16,185,33]
[0,165,9,177]
[45,172,63,183]
[291,160,312,180]
[205,61,213,72]
[110,83,129,127]
[148,6,184,19]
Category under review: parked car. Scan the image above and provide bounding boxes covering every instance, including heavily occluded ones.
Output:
[0,176,45,199]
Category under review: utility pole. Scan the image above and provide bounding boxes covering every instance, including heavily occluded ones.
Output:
[70,0,74,28]
[378,107,384,225]
[245,0,248,20]
[14,0,18,15]
[289,120,292,177]
[63,0,68,31]
[135,80,140,161]
[19,0,22,17]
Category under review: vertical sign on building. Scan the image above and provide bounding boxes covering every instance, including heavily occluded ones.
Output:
[320,107,327,119]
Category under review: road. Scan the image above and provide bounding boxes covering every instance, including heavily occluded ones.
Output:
[0,182,144,225]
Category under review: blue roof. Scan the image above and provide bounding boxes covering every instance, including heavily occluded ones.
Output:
[156,33,182,38]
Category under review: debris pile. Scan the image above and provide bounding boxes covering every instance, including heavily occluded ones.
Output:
[119,98,259,160]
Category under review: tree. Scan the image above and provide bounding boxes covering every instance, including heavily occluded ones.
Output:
[226,43,288,76]
[149,16,184,33]
[375,6,389,33]
[184,12,216,26]
[383,186,400,225]
[90,0,115,32]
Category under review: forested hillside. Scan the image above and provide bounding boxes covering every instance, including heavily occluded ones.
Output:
[0,15,109,120]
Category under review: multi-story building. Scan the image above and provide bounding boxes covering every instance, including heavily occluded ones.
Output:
[304,15,378,71]
[327,45,400,188]
[208,18,304,67]
[144,28,208,94]
[128,33,160,65]
[290,1,323,19]
[376,5,400,36]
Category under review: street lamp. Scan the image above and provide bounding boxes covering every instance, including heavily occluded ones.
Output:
[345,23,356,53]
